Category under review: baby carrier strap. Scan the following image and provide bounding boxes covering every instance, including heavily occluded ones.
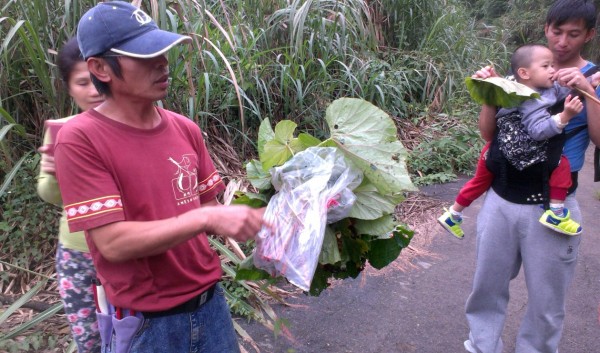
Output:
[486,124,564,208]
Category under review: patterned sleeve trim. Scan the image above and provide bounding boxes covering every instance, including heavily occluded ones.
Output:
[65,195,123,222]
[198,171,223,196]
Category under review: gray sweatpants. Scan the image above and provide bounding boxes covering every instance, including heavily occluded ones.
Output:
[465,189,581,353]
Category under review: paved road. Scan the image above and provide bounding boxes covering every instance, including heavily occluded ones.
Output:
[239,146,600,353]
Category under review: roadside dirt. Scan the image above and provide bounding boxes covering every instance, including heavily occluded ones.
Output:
[238,146,600,353]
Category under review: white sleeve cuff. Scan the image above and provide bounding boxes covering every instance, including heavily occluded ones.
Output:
[552,114,567,129]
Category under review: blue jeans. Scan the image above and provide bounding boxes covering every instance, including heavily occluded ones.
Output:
[109,283,240,353]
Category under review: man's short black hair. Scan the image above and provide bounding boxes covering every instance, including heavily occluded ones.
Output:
[546,0,597,30]
[511,44,548,81]
[90,54,123,97]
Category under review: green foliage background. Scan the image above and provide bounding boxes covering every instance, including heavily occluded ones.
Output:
[467,0,600,69]
[1,0,596,350]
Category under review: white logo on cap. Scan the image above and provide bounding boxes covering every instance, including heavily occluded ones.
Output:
[132,9,152,25]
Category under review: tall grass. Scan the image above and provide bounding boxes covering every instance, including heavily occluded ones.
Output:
[1,0,85,189]
[1,0,516,349]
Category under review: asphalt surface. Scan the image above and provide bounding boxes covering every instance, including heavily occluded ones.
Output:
[238,146,600,353]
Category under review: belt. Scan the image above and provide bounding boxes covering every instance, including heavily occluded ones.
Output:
[142,284,216,319]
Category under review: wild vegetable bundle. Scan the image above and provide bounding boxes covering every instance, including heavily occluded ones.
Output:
[234,98,417,295]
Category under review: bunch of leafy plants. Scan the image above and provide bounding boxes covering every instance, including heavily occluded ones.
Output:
[234,98,416,295]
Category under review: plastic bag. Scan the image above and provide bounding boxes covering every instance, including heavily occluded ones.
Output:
[254,147,363,291]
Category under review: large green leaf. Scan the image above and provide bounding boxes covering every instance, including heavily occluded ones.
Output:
[319,226,341,265]
[353,214,396,236]
[239,99,416,295]
[261,120,305,170]
[245,159,272,191]
[235,255,273,281]
[465,76,540,108]
[325,98,416,195]
[297,132,321,148]
[367,237,402,270]
[341,234,369,264]
[348,181,402,220]
[260,120,322,170]
[309,265,333,296]
[257,118,275,158]
[367,224,414,269]
[231,191,268,208]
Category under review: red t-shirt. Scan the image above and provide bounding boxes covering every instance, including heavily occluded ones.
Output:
[55,108,224,311]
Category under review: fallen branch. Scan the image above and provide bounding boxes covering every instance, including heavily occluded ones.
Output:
[0,294,62,313]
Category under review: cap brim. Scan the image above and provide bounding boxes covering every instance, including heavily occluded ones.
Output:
[110,29,191,58]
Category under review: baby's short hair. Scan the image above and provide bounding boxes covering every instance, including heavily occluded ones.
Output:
[510,44,548,81]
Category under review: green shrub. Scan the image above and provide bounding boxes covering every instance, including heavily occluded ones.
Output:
[407,102,485,184]
[0,155,59,289]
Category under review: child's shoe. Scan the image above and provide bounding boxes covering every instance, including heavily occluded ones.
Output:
[539,208,582,236]
[437,209,464,239]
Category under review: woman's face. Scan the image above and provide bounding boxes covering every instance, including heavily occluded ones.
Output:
[68,61,104,111]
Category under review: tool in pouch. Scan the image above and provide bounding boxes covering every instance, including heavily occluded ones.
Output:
[92,278,143,353]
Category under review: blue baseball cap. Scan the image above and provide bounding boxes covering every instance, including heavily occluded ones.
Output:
[77,1,191,59]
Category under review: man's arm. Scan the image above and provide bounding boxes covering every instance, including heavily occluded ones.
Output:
[88,203,266,262]
[584,88,600,146]
[479,105,497,142]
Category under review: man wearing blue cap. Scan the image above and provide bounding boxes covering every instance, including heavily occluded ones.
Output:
[54,2,266,352]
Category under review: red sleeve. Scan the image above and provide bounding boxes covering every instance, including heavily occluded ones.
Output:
[54,126,124,232]
[182,118,225,203]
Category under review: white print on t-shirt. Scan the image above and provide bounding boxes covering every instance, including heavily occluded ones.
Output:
[168,154,199,203]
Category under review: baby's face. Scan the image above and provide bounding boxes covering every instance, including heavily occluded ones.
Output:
[525,47,556,90]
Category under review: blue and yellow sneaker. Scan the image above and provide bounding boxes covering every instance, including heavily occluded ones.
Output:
[539,208,582,236]
[437,209,464,239]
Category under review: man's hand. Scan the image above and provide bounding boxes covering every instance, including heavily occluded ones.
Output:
[200,205,267,242]
[554,67,594,93]
[590,72,600,88]
[554,67,600,146]
[89,204,268,262]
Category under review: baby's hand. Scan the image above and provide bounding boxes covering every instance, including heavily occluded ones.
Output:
[562,95,584,121]
[472,65,499,79]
